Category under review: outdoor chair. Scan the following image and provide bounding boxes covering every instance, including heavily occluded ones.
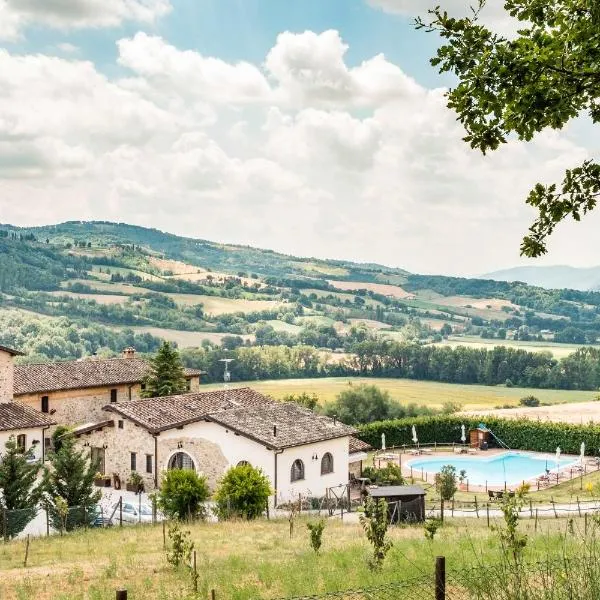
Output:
[488,490,496,501]
[495,491,504,500]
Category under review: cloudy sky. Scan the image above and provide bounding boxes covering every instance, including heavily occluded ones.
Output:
[0,0,597,276]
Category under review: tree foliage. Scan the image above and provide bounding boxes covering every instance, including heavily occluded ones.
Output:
[417,0,600,256]
[142,341,188,398]
[0,437,42,538]
[157,469,210,521]
[436,465,458,501]
[214,464,272,520]
[360,497,393,571]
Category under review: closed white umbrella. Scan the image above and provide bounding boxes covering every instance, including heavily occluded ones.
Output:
[461,424,466,444]
[381,433,386,451]
[412,425,418,446]
[580,442,586,464]
[556,446,561,471]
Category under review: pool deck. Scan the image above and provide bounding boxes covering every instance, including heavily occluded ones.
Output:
[371,448,599,493]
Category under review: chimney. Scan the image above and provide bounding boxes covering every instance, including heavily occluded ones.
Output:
[0,346,21,403]
[273,425,277,437]
[122,347,136,359]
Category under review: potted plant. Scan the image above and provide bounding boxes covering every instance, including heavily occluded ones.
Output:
[458,470,468,491]
[126,471,144,493]
[94,472,111,487]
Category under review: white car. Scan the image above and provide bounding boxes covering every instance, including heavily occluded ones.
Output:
[111,501,163,524]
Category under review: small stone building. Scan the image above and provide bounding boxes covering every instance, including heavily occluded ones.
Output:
[349,437,371,478]
[73,387,356,505]
[13,348,202,427]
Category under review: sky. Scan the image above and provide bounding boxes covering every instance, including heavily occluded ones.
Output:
[0,0,598,277]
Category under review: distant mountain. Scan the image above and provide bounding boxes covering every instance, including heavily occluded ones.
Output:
[482,265,600,291]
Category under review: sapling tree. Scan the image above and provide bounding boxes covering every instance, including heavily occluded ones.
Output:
[166,521,194,568]
[360,497,393,571]
[307,520,326,553]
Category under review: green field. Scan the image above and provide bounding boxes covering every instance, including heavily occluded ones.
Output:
[200,377,596,410]
[0,513,592,600]
[124,327,255,347]
[439,336,600,358]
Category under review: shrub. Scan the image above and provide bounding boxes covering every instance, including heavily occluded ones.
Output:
[436,465,458,501]
[157,469,209,521]
[519,395,540,407]
[360,497,392,571]
[214,464,271,520]
[307,520,326,553]
[362,464,404,486]
[166,522,194,568]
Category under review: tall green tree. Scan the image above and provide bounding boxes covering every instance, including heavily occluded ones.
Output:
[142,341,188,398]
[417,0,600,257]
[43,435,101,531]
[0,437,42,538]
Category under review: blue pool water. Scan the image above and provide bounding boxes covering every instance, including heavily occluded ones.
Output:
[406,452,578,486]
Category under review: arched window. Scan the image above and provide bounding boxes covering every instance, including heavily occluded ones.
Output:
[291,459,305,482]
[321,452,334,475]
[168,452,195,471]
[237,460,250,467]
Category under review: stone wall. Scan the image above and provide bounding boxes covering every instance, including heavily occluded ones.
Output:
[0,350,14,403]
[17,383,144,427]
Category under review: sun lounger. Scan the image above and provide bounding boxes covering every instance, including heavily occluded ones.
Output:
[467,448,477,455]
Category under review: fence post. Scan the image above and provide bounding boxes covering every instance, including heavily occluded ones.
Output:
[23,534,30,567]
[2,509,7,543]
[585,512,589,535]
[529,500,533,518]
[435,556,446,600]
[440,499,444,523]
[192,550,198,593]
[474,496,479,518]
[116,590,127,600]
[211,589,216,600]
[535,509,538,532]
[577,497,582,517]
[46,508,50,537]
[119,497,123,527]
[552,497,558,519]
[486,503,490,528]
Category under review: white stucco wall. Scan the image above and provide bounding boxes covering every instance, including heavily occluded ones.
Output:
[0,427,46,461]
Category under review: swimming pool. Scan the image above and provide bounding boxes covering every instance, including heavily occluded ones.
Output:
[406,452,578,486]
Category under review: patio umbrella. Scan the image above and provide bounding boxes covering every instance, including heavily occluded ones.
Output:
[580,442,586,464]
[381,433,386,451]
[556,446,561,470]
[461,424,466,444]
[412,425,418,447]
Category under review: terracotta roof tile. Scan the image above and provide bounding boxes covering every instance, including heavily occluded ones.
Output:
[349,437,372,454]
[14,358,202,395]
[103,388,272,433]
[0,402,56,432]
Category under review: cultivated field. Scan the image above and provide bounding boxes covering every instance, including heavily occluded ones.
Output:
[438,336,599,358]
[124,327,255,347]
[327,280,414,299]
[47,291,130,305]
[0,513,590,600]
[464,401,600,425]
[200,377,596,409]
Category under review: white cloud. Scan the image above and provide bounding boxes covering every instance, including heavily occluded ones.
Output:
[56,42,79,54]
[0,29,596,275]
[0,0,171,40]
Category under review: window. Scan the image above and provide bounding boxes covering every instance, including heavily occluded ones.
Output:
[146,454,153,474]
[185,379,191,392]
[321,453,334,475]
[130,452,137,471]
[16,434,26,453]
[91,447,106,474]
[118,420,124,429]
[168,452,195,470]
[291,459,305,482]
[110,389,117,403]
[41,396,49,413]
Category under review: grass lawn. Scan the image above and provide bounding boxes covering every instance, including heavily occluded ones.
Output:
[0,514,590,600]
[201,377,597,410]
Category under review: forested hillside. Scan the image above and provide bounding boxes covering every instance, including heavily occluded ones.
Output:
[2,221,600,378]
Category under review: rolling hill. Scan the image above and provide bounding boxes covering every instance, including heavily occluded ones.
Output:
[483,265,600,291]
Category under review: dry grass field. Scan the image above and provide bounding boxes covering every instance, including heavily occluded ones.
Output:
[47,291,130,305]
[327,280,414,299]
[124,327,255,347]
[200,377,596,409]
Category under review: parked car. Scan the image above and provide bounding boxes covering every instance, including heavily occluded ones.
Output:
[110,501,162,524]
[90,505,113,528]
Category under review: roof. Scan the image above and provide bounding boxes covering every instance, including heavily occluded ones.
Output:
[0,345,24,356]
[13,357,202,395]
[72,420,115,436]
[209,402,356,450]
[0,402,56,432]
[369,485,426,498]
[349,437,372,454]
[102,388,356,449]
[103,388,272,434]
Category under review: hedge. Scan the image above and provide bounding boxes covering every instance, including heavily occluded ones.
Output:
[357,415,600,456]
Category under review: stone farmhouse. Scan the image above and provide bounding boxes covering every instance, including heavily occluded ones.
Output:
[12,347,202,427]
[73,387,358,505]
[0,345,56,460]
[0,344,368,505]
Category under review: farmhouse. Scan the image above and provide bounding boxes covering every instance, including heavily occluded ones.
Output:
[11,347,202,427]
[73,387,357,505]
[0,345,55,458]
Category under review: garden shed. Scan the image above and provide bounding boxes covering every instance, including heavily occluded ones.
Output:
[469,426,490,449]
[369,485,426,523]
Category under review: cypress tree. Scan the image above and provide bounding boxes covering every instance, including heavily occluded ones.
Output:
[141,341,188,398]
[43,435,101,531]
[0,436,42,538]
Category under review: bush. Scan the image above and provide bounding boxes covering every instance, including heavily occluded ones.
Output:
[157,469,209,521]
[520,395,540,407]
[214,464,272,520]
[307,520,326,553]
[362,464,404,486]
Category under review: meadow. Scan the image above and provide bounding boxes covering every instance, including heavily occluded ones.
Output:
[201,377,597,410]
[0,513,596,600]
